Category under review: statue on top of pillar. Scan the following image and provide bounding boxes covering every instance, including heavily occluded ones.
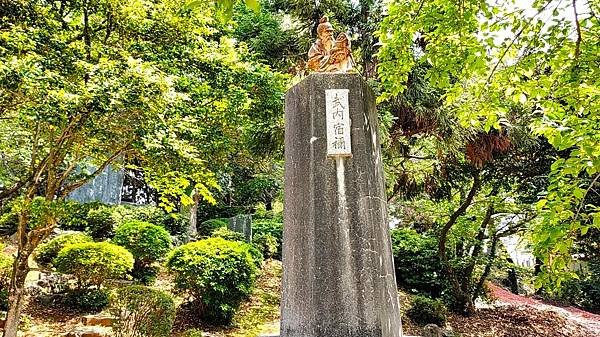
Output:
[307,16,355,73]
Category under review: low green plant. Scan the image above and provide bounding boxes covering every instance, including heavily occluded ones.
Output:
[63,288,110,313]
[165,238,259,324]
[211,227,245,242]
[110,285,176,337]
[555,259,600,313]
[113,221,172,265]
[198,218,229,237]
[54,242,134,287]
[406,295,448,326]
[0,244,13,310]
[34,232,93,268]
[390,228,448,298]
[252,220,283,259]
[253,233,279,259]
[112,220,172,284]
[58,201,105,232]
[86,206,117,239]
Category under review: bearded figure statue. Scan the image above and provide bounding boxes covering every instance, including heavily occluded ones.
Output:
[307,17,354,73]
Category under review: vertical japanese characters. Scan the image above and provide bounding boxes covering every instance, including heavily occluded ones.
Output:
[325,89,352,157]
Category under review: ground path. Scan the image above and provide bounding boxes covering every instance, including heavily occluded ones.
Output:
[488,283,600,334]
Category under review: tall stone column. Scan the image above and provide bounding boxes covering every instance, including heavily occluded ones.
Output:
[281,73,402,337]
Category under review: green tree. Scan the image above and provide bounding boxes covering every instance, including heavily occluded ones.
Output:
[378,0,599,291]
[0,0,283,334]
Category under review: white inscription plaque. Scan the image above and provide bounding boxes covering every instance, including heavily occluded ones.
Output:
[326,89,352,157]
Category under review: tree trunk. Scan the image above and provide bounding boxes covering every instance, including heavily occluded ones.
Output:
[438,171,481,316]
[3,252,30,337]
[188,193,200,239]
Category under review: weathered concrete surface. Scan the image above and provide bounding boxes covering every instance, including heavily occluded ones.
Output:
[229,214,252,242]
[282,73,402,337]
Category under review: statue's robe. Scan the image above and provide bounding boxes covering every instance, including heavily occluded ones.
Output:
[307,40,330,71]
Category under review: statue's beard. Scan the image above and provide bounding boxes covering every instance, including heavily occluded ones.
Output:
[323,36,334,51]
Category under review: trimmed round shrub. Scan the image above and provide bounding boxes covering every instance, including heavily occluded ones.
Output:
[252,220,283,259]
[112,221,172,284]
[253,233,279,259]
[210,227,245,242]
[198,218,229,237]
[64,288,110,313]
[165,238,259,324]
[112,221,172,266]
[110,285,176,337]
[54,242,134,287]
[86,206,117,239]
[406,295,448,326]
[34,232,92,268]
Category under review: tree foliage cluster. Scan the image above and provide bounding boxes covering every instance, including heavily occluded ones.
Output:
[378,0,600,289]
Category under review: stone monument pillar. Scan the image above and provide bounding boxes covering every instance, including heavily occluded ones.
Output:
[281,73,402,337]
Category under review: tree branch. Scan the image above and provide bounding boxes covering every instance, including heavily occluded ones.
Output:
[485,0,554,85]
[573,0,582,60]
[60,144,132,197]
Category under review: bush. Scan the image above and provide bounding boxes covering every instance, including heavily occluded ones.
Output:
[54,242,134,287]
[0,206,18,236]
[131,265,160,286]
[198,218,229,237]
[110,205,187,234]
[86,206,117,239]
[165,238,259,324]
[0,245,13,310]
[556,259,600,313]
[64,288,110,313]
[406,295,448,326]
[252,221,283,259]
[253,233,279,259]
[390,228,447,298]
[34,232,93,268]
[113,221,172,266]
[58,201,105,232]
[211,227,245,242]
[110,285,176,337]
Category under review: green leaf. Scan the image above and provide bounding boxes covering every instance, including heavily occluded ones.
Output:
[245,0,260,13]
[184,0,203,10]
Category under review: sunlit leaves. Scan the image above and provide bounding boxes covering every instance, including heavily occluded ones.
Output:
[377,0,600,289]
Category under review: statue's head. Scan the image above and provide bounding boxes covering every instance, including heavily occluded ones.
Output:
[317,16,334,48]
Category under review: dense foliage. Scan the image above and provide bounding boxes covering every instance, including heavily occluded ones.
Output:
[210,227,245,242]
[378,0,600,290]
[252,220,283,259]
[34,232,93,268]
[252,233,279,259]
[390,228,446,298]
[110,285,176,337]
[54,242,134,287]
[63,288,110,313]
[0,244,13,310]
[198,218,229,237]
[406,295,448,327]
[113,221,172,266]
[165,238,259,324]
